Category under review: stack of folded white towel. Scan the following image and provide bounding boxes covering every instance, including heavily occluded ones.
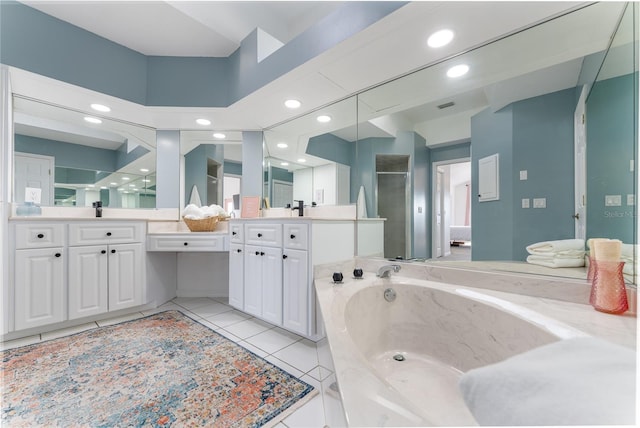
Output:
[526,239,586,268]
[182,203,227,220]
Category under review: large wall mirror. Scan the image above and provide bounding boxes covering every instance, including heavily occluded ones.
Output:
[180,130,243,213]
[13,96,157,208]
[264,2,637,284]
[263,96,356,208]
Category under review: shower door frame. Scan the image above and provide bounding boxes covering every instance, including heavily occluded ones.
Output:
[375,169,412,260]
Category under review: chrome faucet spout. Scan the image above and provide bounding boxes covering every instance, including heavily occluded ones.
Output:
[377,264,401,278]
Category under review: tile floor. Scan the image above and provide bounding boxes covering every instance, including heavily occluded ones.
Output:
[2,297,346,428]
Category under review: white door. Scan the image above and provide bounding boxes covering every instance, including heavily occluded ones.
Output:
[228,243,244,309]
[433,168,443,257]
[14,247,65,330]
[14,152,54,205]
[243,245,263,317]
[261,246,283,325]
[68,245,108,319]
[574,85,588,239]
[282,248,309,335]
[108,243,142,311]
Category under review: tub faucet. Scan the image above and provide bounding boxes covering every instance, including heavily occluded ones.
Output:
[377,264,401,278]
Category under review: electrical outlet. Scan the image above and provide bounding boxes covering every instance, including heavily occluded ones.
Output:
[627,194,635,206]
[519,170,527,180]
[605,195,622,206]
[533,198,546,208]
[522,198,530,208]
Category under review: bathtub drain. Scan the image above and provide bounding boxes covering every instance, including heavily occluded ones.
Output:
[393,354,406,362]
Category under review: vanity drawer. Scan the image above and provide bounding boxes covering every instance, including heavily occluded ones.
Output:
[69,222,144,246]
[244,224,282,247]
[147,234,228,252]
[14,223,66,249]
[229,223,244,243]
[283,223,309,250]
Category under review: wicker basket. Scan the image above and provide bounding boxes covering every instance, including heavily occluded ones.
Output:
[182,216,219,232]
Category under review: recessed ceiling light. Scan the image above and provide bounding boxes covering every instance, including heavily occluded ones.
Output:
[280,162,289,166]
[84,116,102,124]
[427,29,454,48]
[447,64,469,78]
[129,184,136,187]
[110,182,118,186]
[284,99,301,109]
[213,133,226,139]
[100,186,107,189]
[196,118,211,126]
[298,158,306,163]
[90,103,111,112]
[277,142,288,148]
[88,184,95,188]
[140,168,149,173]
[317,115,331,123]
[122,177,130,181]
[142,179,151,183]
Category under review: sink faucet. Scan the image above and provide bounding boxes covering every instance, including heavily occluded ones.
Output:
[92,201,103,218]
[292,200,304,217]
[377,264,401,278]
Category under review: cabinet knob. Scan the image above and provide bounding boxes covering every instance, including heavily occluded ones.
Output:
[255,251,260,255]
[283,254,288,259]
[290,234,296,239]
[260,251,265,256]
[111,249,116,254]
[54,253,61,258]
[37,233,44,239]
[236,249,242,253]
[257,233,262,237]
[232,231,237,235]
[184,242,188,246]
[106,232,112,236]
[101,250,106,254]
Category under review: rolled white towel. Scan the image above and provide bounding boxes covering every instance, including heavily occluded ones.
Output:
[182,204,203,219]
[526,239,585,255]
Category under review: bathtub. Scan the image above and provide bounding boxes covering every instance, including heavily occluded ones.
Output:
[315,274,589,427]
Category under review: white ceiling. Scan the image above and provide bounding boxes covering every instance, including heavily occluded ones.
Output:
[9,1,627,170]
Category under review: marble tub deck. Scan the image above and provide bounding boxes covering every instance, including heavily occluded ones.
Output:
[314,259,636,427]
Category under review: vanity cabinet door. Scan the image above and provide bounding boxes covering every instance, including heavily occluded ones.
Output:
[68,245,108,320]
[261,246,283,325]
[282,248,309,336]
[243,245,263,317]
[228,243,244,309]
[108,243,143,312]
[14,247,65,330]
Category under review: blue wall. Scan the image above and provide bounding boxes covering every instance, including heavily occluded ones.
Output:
[224,161,242,176]
[586,73,636,243]
[184,144,224,206]
[306,133,352,166]
[471,87,577,261]
[1,1,405,107]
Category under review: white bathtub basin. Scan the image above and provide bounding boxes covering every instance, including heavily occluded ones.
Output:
[316,275,588,426]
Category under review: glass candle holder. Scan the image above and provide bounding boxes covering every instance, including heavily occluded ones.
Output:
[586,255,594,281]
[589,260,628,314]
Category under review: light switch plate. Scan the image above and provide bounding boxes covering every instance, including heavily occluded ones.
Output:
[605,195,622,206]
[533,198,546,208]
[24,187,42,204]
[522,198,530,208]
[519,170,528,180]
[627,194,635,206]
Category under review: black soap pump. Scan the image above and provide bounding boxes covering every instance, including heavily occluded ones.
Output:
[93,201,103,218]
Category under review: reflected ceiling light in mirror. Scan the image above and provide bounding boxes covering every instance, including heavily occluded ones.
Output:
[122,177,130,181]
[84,116,102,124]
[196,118,211,126]
[281,162,289,166]
[110,182,118,186]
[427,29,454,48]
[90,103,111,112]
[100,186,107,190]
[317,115,331,123]
[213,132,226,139]
[446,64,469,78]
[277,142,288,148]
[285,99,301,109]
[298,158,307,163]
[140,168,149,173]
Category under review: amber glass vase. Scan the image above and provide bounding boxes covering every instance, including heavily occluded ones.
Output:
[589,260,628,314]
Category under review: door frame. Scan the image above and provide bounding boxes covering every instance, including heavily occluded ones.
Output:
[431,157,470,258]
[574,85,589,239]
[14,152,55,205]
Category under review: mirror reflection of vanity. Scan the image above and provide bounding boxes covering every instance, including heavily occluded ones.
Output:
[263,2,638,284]
[12,96,157,209]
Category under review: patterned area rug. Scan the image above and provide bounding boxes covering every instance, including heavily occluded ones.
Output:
[1,311,316,427]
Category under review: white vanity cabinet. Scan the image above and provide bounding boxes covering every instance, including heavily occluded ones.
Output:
[68,222,144,320]
[228,219,352,339]
[13,223,66,330]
